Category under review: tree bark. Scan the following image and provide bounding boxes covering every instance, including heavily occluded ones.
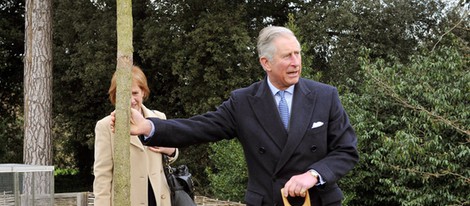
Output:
[113,0,133,205]
[24,0,53,167]
[23,0,53,196]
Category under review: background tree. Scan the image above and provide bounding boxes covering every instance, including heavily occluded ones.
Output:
[340,5,470,202]
[342,43,469,205]
[23,0,53,194]
[297,0,447,87]
[24,0,53,167]
[0,0,24,163]
[52,0,117,190]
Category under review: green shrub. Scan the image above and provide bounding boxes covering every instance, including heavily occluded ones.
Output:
[341,45,469,205]
[207,139,247,202]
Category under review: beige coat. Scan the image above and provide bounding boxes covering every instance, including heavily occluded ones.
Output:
[93,105,178,206]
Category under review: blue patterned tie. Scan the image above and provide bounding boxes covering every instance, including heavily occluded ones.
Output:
[278,90,289,129]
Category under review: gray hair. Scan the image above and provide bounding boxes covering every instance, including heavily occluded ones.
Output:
[257,26,298,60]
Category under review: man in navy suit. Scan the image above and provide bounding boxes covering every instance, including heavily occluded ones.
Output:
[113,26,359,206]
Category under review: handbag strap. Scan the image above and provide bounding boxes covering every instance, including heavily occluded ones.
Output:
[280,189,311,206]
[162,155,175,187]
[162,155,171,173]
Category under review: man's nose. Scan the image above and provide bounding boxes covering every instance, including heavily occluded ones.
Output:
[290,55,301,65]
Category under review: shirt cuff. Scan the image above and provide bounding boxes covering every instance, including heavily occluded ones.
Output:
[143,120,155,140]
[311,169,326,186]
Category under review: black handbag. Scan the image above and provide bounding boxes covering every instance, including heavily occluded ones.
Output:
[163,155,196,206]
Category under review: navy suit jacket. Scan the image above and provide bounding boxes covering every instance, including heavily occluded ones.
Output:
[144,77,359,206]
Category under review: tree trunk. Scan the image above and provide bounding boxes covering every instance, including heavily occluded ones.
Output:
[23,0,53,199]
[24,0,53,169]
[113,0,133,205]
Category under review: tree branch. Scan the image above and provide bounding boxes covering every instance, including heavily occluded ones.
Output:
[366,67,470,138]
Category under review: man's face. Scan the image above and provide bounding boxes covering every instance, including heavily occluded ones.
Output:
[262,35,302,90]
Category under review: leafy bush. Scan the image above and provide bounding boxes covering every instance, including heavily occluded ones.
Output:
[341,45,469,205]
[207,140,248,202]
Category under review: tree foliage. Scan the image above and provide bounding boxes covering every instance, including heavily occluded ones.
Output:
[52,0,117,187]
[207,140,248,202]
[297,0,447,86]
[0,0,24,163]
[342,41,469,205]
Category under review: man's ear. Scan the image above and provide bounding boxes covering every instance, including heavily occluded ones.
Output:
[259,57,271,72]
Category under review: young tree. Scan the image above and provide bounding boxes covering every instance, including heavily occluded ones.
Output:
[113,0,134,205]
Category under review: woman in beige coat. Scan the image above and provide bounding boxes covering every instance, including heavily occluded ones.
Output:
[93,66,178,206]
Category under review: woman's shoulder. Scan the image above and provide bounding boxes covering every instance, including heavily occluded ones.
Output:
[96,115,112,125]
[151,109,166,119]
[142,105,167,120]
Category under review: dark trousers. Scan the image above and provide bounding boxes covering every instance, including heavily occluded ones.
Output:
[148,179,157,206]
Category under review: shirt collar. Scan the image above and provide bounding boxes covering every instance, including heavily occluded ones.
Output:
[267,76,295,96]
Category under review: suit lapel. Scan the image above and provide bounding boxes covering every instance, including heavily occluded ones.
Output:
[248,79,288,150]
[275,79,317,173]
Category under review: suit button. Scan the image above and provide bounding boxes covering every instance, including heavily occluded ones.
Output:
[258,147,266,154]
[310,145,317,152]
